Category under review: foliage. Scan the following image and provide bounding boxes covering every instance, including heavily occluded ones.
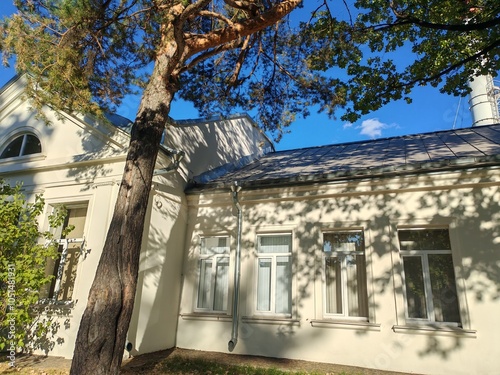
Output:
[2,2,497,136]
[0,1,311,140]
[175,2,342,139]
[0,180,68,351]
[0,0,150,120]
[302,0,500,122]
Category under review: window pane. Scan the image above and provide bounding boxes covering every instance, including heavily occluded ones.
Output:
[259,235,291,253]
[257,258,272,311]
[346,254,369,317]
[64,207,87,238]
[40,257,57,299]
[275,256,291,314]
[403,256,428,319]
[46,247,63,299]
[429,254,461,323]
[22,134,42,155]
[197,236,229,311]
[201,237,228,255]
[324,232,364,253]
[44,206,87,300]
[57,243,81,301]
[324,231,368,318]
[213,257,229,311]
[399,229,451,251]
[0,135,23,158]
[197,259,212,309]
[325,257,342,314]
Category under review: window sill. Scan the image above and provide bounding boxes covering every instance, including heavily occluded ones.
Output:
[392,325,476,338]
[180,313,232,322]
[310,319,381,331]
[242,316,300,326]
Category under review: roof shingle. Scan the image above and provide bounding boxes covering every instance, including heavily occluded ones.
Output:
[190,124,500,190]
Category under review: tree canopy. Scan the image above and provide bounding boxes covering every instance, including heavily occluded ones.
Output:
[1,1,498,136]
[302,0,499,122]
[1,0,313,139]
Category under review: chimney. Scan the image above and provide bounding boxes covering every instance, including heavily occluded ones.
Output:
[468,74,500,126]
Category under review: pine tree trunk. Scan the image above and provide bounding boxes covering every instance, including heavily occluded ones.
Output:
[67,3,302,373]
[70,54,176,375]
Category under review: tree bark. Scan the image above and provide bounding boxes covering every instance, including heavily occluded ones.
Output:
[68,3,303,374]
[70,53,176,375]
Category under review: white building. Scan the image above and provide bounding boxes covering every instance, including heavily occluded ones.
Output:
[1,75,500,375]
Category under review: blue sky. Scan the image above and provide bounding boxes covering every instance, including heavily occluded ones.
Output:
[0,1,474,151]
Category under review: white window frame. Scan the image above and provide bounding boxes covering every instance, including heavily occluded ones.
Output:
[322,230,368,320]
[255,233,293,317]
[399,228,461,326]
[194,235,231,313]
[50,237,85,301]
[42,203,88,304]
[0,133,42,159]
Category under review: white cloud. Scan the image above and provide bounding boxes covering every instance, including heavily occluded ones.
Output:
[357,118,389,138]
[343,122,353,129]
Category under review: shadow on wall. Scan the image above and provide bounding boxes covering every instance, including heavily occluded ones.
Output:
[28,305,72,355]
[164,115,270,182]
[181,166,499,367]
[1,102,132,354]
[3,90,498,368]
[127,175,188,355]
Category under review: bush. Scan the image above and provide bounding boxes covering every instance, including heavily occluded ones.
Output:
[0,180,67,352]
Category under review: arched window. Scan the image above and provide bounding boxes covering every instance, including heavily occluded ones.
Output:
[0,133,42,159]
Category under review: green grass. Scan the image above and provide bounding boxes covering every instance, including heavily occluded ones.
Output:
[0,354,358,375]
[158,356,349,375]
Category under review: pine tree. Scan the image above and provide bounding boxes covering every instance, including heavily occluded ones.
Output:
[1,1,305,374]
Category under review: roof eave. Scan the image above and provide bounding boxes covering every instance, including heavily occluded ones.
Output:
[185,154,500,194]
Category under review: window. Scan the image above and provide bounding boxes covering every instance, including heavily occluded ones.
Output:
[196,236,230,312]
[398,228,461,325]
[41,205,87,302]
[0,133,41,159]
[323,231,368,319]
[256,234,292,315]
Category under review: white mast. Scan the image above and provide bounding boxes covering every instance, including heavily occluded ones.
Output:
[468,74,500,126]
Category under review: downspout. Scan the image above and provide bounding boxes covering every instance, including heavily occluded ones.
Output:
[228,181,242,352]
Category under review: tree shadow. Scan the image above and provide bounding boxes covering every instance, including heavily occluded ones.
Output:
[177,164,499,373]
[2,75,498,373]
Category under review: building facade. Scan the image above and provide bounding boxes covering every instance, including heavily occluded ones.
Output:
[179,130,500,374]
[1,75,500,374]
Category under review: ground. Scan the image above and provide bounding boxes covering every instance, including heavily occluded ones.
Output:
[0,348,419,374]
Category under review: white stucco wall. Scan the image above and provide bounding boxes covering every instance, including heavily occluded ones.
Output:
[0,76,187,359]
[164,115,273,182]
[127,173,188,355]
[1,77,274,360]
[0,77,128,358]
[178,167,500,375]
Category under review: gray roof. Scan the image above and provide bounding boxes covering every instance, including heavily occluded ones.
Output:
[105,112,133,129]
[188,124,500,191]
